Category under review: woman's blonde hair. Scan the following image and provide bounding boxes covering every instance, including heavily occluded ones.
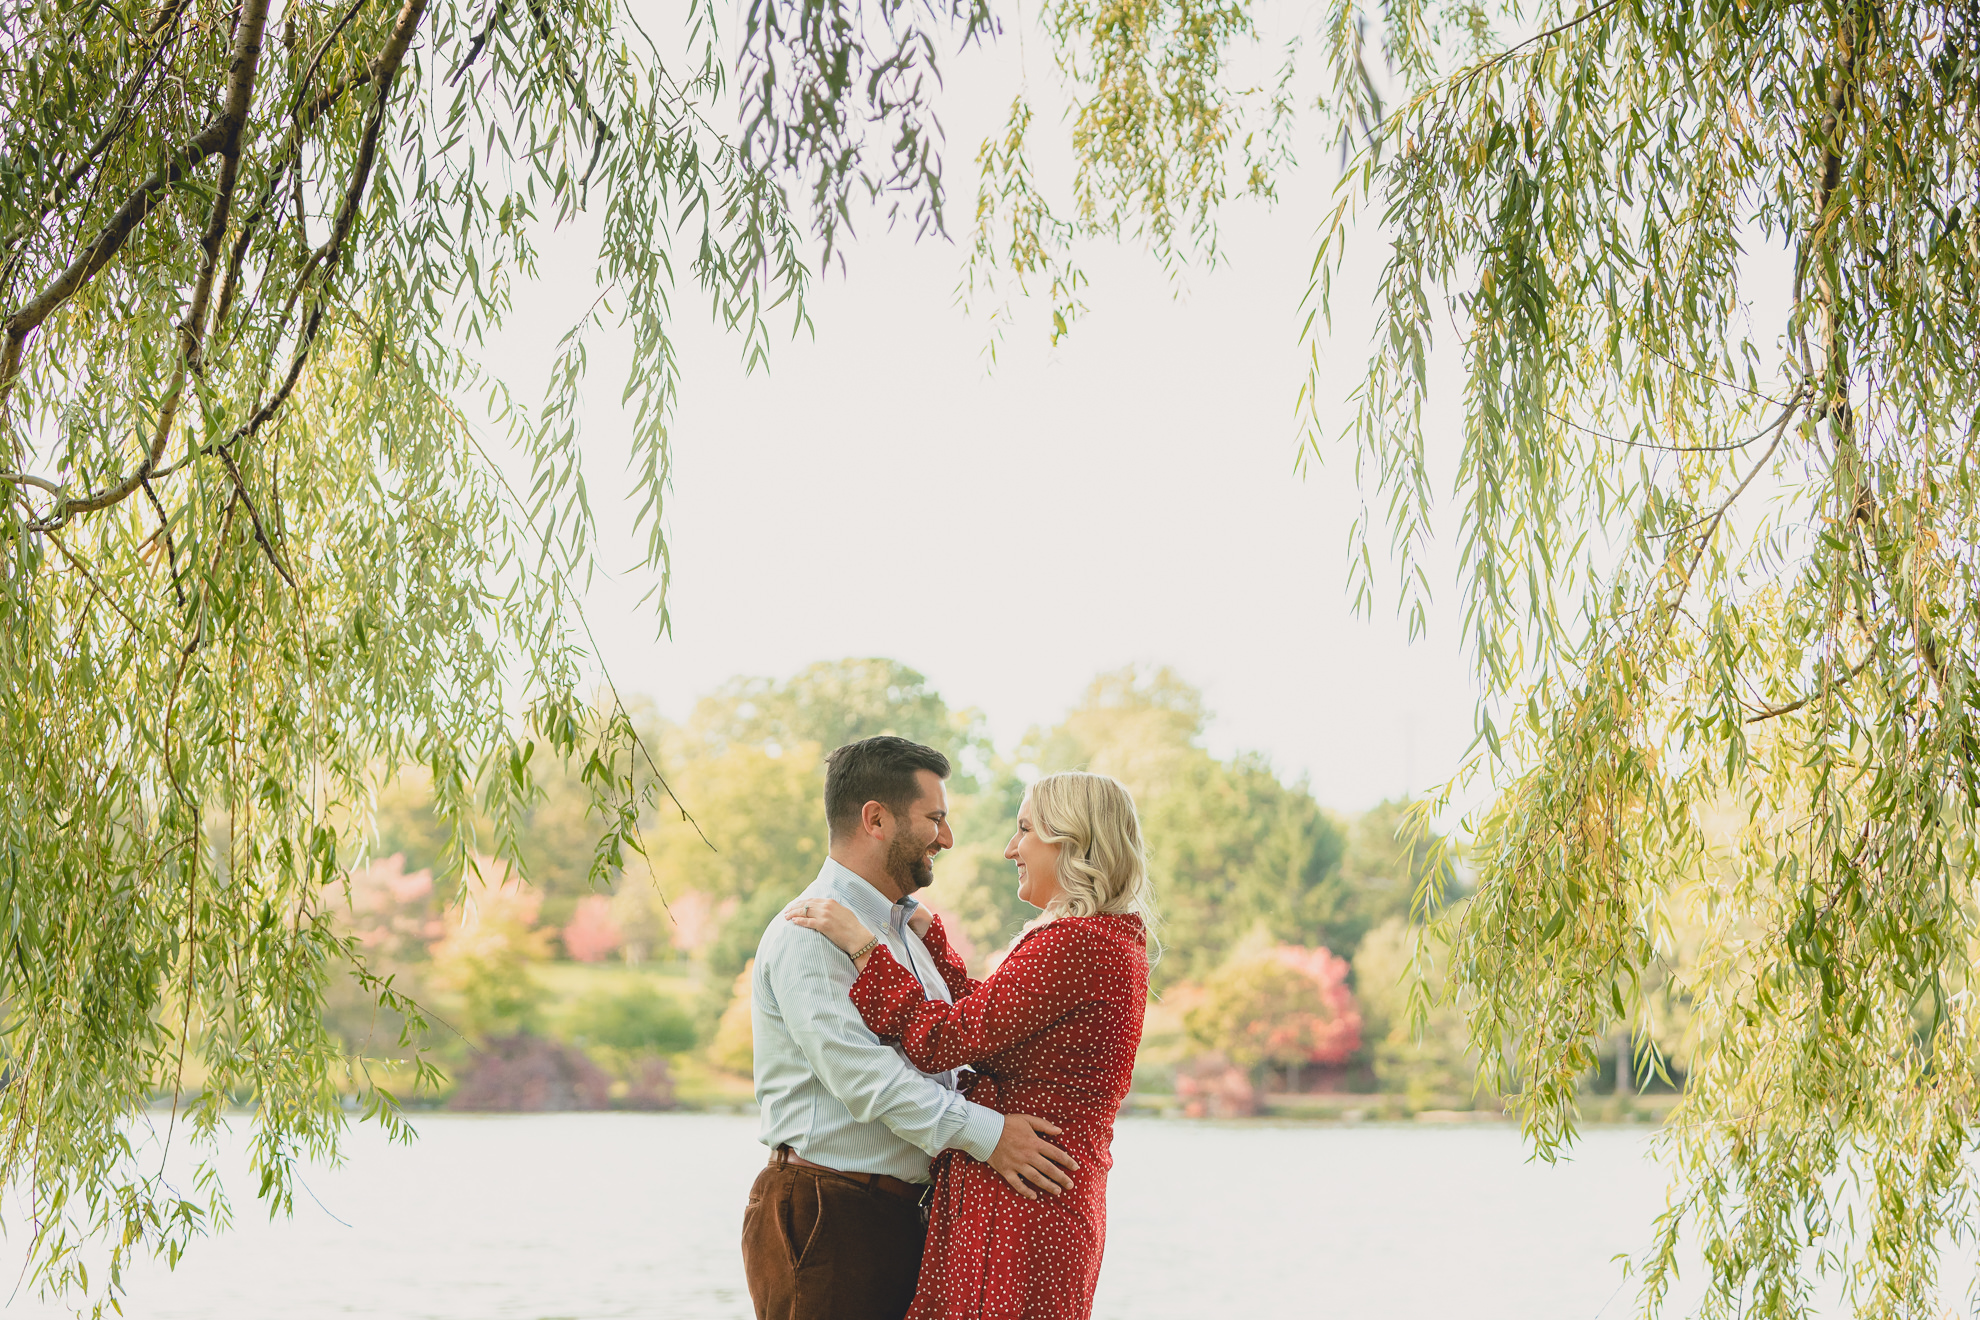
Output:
[1025,772,1159,941]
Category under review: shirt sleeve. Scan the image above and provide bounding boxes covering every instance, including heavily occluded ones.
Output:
[850,924,1097,1075]
[920,914,978,1001]
[764,922,1003,1161]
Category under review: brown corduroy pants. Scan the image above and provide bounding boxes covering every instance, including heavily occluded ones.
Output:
[741,1157,926,1320]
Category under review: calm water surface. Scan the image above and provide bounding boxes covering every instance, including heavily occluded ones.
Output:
[5,1114,1700,1319]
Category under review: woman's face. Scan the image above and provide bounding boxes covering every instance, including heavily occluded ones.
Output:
[1006,796,1065,910]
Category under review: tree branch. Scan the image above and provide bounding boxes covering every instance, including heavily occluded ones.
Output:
[213,448,298,590]
[3,38,250,406]
[44,530,146,639]
[21,0,432,535]
[216,0,429,459]
[0,0,197,268]
[140,475,188,610]
[21,0,273,532]
[1745,656,1872,723]
[448,0,515,86]
[0,472,62,496]
[1545,408,1777,454]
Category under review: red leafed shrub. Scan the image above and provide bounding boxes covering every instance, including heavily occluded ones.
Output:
[621,1055,678,1111]
[346,853,444,967]
[1267,945,1363,1066]
[563,894,624,963]
[448,1034,612,1111]
[1184,944,1364,1072]
[1175,1052,1258,1119]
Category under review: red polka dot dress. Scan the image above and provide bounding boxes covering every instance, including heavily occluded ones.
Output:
[849,911,1148,1320]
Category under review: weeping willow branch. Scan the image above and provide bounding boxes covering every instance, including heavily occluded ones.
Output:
[0,0,816,1308]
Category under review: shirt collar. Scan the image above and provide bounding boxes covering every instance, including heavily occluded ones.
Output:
[819,857,917,933]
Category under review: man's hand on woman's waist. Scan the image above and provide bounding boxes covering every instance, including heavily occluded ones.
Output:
[983,1113,1078,1200]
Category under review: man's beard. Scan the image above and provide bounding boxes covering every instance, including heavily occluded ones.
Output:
[885,832,935,894]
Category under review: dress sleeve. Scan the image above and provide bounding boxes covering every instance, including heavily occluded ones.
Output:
[760,921,1002,1159]
[919,913,978,1001]
[850,924,1095,1074]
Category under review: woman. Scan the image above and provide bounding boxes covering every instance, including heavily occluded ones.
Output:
[786,770,1155,1320]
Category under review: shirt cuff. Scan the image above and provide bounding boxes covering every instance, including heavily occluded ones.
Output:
[953,1099,1004,1163]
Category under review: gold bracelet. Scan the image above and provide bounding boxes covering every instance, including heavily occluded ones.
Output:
[848,935,879,963]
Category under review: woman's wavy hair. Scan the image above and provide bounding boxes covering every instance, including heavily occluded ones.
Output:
[1025,771,1161,958]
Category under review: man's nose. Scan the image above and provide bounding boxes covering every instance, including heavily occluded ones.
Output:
[937,821,954,849]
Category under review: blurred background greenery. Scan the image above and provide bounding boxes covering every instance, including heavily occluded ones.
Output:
[333,657,1680,1119]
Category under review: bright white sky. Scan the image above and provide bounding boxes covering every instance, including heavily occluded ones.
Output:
[473,26,1483,816]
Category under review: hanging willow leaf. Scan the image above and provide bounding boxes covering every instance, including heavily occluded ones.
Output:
[1290,1,1980,1316]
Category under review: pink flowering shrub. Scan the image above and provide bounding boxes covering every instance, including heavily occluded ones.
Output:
[1268,945,1363,1065]
[427,859,553,1039]
[917,900,979,968]
[346,853,444,968]
[563,895,624,962]
[621,1055,678,1111]
[1184,943,1364,1073]
[1175,1052,1258,1119]
[675,889,736,955]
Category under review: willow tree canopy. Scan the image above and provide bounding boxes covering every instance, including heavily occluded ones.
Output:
[8,0,1980,1314]
[931,0,1980,1312]
[0,0,818,1303]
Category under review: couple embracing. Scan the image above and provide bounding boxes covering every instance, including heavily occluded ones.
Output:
[741,736,1156,1320]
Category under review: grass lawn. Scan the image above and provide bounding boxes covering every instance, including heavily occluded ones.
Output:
[530,960,701,1007]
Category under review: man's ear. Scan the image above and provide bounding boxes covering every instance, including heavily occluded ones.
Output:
[861,799,891,840]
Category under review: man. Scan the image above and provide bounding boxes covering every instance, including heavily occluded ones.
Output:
[742,736,1077,1320]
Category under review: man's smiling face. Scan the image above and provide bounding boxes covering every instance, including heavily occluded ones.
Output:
[883,768,953,894]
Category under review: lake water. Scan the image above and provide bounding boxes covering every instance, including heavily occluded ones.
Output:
[5,1114,1703,1319]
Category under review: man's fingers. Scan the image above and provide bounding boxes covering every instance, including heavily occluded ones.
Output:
[1001,1169,1038,1200]
[1033,1159,1074,1191]
[1019,1155,1072,1193]
[1040,1143,1079,1171]
[1018,1115,1063,1136]
[1017,1162,1058,1193]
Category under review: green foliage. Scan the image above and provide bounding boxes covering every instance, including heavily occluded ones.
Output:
[568,983,697,1055]
[1296,2,1980,1312]
[1022,664,1208,793]
[1185,953,1345,1073]
[426,870,553,1042]
[654,743,827,909]
[687,657,994,790]
[1353,917,1476,1109]
[1028,666,1435,980]
[1337,798,1459,937]
[708,961,758,1075]
[375,747,665,935]
[1142,752,1347,980]
[0,0,835,1298]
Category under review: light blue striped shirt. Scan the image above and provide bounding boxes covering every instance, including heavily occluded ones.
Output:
[751,858,1004,1181]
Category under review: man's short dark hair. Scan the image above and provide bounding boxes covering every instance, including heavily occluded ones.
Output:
[825,736,950,839]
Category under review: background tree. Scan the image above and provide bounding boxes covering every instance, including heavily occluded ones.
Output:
[1025,666,1442,981]
[1183,943,1361,1090]
[425,864,552,1042]
[1351,915,1478,1111]
[690,657,995,788]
